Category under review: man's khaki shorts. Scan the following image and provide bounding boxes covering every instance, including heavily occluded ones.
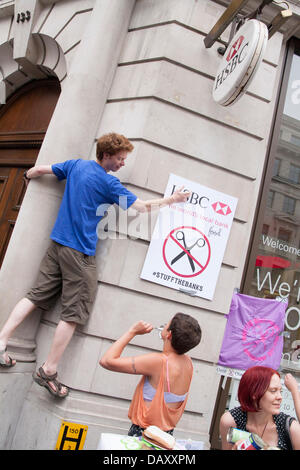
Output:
[26,241,98,325]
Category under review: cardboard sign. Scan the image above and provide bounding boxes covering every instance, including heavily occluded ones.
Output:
[141,174,238,300]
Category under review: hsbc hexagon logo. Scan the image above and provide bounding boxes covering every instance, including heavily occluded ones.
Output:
[212,201,232,216]
[226,35,245,62]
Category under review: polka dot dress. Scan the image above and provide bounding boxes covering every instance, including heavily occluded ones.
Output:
[229,406,294,450]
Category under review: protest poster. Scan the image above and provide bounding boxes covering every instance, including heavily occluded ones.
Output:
[141,174,238,300]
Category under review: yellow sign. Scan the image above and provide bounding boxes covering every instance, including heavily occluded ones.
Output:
[55,421,88,450]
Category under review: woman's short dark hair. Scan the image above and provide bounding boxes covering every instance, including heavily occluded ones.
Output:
[168,312,201,355]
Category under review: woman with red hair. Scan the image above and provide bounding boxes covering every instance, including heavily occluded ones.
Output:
[220,366,300,450]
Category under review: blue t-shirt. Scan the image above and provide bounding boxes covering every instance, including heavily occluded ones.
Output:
[50,159,137,255]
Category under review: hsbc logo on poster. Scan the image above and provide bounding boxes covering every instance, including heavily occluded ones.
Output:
[170,186,232,216]
[212,201,232,216]
[141,174,238,301]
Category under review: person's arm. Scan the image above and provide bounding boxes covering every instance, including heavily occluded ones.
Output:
[131,185,191,213]
[219,411,236,450]
[24,165,54,180]
[285,373,300,422]
[290,419,300,450]
[100,321,162,375]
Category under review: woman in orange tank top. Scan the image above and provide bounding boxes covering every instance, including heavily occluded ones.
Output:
[100,312,201,436]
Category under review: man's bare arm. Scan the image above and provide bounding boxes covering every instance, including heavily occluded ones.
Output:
[25,165,54,179]
[131,185,190,213]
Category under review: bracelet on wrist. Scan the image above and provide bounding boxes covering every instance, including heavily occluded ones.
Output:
[23,171,30,180]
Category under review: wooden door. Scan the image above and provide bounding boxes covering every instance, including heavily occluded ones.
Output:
[0,80,60,267]
[0,166,29,266]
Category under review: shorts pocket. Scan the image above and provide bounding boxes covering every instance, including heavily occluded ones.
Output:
[81,261,98,303]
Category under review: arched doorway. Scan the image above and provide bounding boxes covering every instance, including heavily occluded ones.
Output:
[0,79,60,267]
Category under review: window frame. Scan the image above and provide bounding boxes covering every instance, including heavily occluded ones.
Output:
[241,39,298,292]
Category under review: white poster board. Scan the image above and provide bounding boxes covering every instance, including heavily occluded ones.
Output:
[141,174,238,300]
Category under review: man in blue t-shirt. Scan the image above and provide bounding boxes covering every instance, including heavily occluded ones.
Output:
[0,133,190,397]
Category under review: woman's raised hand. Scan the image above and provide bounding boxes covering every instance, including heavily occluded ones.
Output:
[129,321,153,336]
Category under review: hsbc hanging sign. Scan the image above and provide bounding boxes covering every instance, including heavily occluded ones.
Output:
[213,19,268,106]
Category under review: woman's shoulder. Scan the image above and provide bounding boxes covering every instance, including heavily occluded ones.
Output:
[274,411,295,424]
[273,411,296,434]
[220,409,237,426]
[227,406,242,414]
[164,353,193,369]
[185,354,194,373]
[227,406,247,429]
[273,412,299,450]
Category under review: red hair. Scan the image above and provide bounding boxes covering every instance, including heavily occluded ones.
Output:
[238,366,280,412]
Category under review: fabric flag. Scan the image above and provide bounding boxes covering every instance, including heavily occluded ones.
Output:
[218,293,287,371]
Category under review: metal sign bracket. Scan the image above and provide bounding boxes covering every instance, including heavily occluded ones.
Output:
[204,0,292,53]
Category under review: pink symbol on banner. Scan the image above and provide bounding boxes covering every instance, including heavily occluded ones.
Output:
[242,318,280,362]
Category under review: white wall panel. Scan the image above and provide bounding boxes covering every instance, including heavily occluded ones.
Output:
[120,23,277,102]
[0,15,11,43]
[109,61,272,139]
[98,99,263,179]
[38,0,94,39]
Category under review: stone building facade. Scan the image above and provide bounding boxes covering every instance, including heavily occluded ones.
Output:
[0,0,299,450]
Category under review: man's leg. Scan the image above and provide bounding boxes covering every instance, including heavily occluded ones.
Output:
[35,320,76,396]
[0,298,36,366]
[33,245,97,397]
[43,320,76,374]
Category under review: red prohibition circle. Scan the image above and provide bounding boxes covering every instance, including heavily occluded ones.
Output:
[162,226,211,278]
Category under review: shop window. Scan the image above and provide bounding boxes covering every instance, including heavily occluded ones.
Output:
[278,228,291,243]
[211,39,300,451]
[289,163,300,184]
[283,195,296,214]
[273,158,281,176]
[262,224,269,235]
[267,190,275,208]
[243,39,300,396]
[291,134,300,147]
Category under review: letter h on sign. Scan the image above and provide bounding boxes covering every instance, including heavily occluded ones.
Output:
[59,425,83,450]
[55,422,88,450]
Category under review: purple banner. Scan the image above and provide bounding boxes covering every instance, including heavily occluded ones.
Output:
[218,293,287,371]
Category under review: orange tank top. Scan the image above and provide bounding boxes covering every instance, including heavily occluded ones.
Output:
[128,354,193,431]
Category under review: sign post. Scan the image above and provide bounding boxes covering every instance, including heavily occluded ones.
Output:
[141,174,238,301]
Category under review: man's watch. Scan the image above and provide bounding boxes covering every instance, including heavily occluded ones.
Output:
[23,171,30,180]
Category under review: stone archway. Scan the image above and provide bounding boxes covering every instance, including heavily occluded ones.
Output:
[0,34,67,104]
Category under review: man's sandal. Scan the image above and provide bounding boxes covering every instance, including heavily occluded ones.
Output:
[0,348,16,368]
[32,366,69,398]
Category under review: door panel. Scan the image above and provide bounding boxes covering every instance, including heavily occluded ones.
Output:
[0,166,30,266]
[0,80,60,267]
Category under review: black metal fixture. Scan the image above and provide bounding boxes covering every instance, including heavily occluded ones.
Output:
[204,0,292,54]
